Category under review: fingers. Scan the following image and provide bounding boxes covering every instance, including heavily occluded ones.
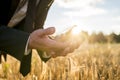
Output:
[36,27,55,37]
[47,41,78,58]
[49,41,67,50]
[51,47,70,58]
[41,27,55,36]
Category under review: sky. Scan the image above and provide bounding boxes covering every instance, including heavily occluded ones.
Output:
[44,0,120,35]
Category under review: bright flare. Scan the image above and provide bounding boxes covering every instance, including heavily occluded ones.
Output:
[71,27,81,35]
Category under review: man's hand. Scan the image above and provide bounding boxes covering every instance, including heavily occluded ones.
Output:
[28,27,81,58]
[28,27,68,57]
[49,37,81,58]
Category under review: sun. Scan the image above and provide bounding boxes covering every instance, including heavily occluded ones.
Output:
[71,27,81,35]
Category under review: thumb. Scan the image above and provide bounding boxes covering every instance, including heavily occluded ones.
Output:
[42,27,55,36]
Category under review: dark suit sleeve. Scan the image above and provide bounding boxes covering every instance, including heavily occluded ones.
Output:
[0,25,30,61]
[0,25,51,76]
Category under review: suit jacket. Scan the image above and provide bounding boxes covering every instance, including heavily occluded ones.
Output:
[0,0,54,76]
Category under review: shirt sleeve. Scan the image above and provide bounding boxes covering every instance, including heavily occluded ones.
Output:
[24,36,31,55]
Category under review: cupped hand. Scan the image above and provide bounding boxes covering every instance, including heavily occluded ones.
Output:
[51,31,82,58]
[28,27,68,57]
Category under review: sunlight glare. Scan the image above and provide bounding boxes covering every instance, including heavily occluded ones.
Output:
[71,27,81,35]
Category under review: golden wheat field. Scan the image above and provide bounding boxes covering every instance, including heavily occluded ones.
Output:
[0,43,120,80]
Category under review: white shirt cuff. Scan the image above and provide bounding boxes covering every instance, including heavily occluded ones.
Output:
[24,36,31,55]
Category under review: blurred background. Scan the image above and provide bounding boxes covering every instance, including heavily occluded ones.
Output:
[45,0,120,35]
[0,0,120,80]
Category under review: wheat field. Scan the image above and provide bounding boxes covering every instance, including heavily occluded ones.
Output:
[0,43,120,80]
